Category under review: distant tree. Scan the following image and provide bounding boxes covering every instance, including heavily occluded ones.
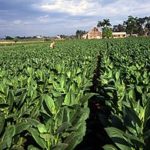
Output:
[5,36,14,40]
[145,23,150,36]
[113,24,126,32]
[97,19,111,28]
[143,17,150,36]
[97,19,112,38]
[15,36,26,39]
[76,30,87,39]
[97,16,150,37]
[123,16,138,35]
[60,35,66,39]
[136,17,145,35]
[102,27,112,38]
[123,16,150,36]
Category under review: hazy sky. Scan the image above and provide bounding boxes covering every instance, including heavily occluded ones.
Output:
[0,0,150,37]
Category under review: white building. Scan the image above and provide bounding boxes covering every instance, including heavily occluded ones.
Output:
[112,32,126,38]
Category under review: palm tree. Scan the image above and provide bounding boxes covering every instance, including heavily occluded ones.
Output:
[97,19,112,38]
[97,21,104,28]
[103,19,111,27]
[97,19,111,28]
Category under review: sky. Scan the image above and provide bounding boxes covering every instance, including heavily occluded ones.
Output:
[0,0,150,37]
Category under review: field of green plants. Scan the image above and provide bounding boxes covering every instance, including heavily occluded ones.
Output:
[0,38,150,150]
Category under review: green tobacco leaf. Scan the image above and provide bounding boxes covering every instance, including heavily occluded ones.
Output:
[28,128,47,149]
[0,115,5,135]
[26,118,40,127]
[52,143,68,150]
[2,125,16,148]
[62,107,71,123]
[27,145,41,150]
[76,75,82,85]
[56,122,71,134]
[7,90,14,111]
[43,95,56,115]
[63,91,81,106]
[115,71,120,80]
[144,100,150,127]
[67,71,71,78]
[64,133,79,150]
[124,106,141,128]
[103,144,118,150]
[136,86,142,94]
[40,133,51,142]
[80,93,95,104]
[79,107,90,122]
[63,92,72,106]
[15,122,31,134]
[105,127,131,150]
[37,124,47,133]
[128,89,135,100]
[18,92,27,108]
[15,88,26,96]
[27,67,33,76]
[124,133,144,147]
[56,64,61,73]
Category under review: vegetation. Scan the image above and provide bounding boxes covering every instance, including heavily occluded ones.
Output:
[102,27,112,38]
[98,38,150,150]
[5,36,14,40]
[75,30,87,39]
[97,19,111,28]
[0,38,150,150]
[113,24,126,32]
[0,41,98,149]
[97,15,150,37]
[97,19,112,38]
[123,16,150,36]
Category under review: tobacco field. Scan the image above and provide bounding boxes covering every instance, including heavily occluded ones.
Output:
[0,38,150,150]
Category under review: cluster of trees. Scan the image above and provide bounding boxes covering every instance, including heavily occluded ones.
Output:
[76,30,87,39]
[76,16,150,39]
[113,16,150,36]
[5,36,40,42]
[4,35,77,41]
[5,36,35,40]
[97,19,112,38]
[98,16,150,38]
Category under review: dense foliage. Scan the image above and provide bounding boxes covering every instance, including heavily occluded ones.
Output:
[97,16,150,36]
[99,38,150,150]
[102,27,112,38]
[0,38,150,150]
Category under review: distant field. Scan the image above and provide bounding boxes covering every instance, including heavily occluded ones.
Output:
[0,39,46,45]
[0,38,66,46]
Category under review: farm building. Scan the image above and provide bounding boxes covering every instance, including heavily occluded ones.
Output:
[82,28,127,39]
[82,27,102,39]
[112,32,126,38]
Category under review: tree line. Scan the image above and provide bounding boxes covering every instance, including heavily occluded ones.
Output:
[76,16,150,38]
